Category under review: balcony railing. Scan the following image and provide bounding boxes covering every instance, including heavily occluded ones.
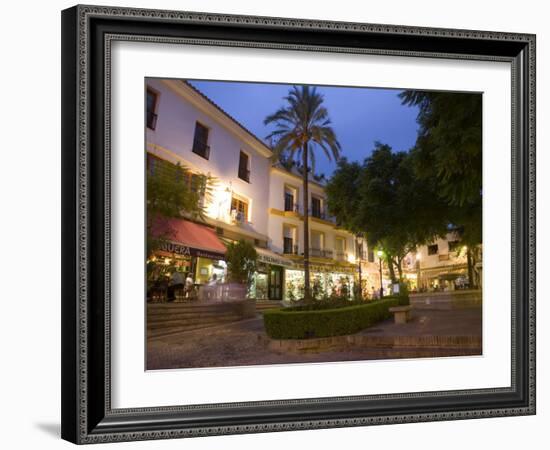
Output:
[230,209,247,225]
[284,202,301,214]
[311,210,323,219]
[309,208,336,223]
[192,139,210,160]
[283,240,299,255]
[309,248,333,258]
[335,251,347,262]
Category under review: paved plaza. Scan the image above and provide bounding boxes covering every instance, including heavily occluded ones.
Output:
[147,305,482,370]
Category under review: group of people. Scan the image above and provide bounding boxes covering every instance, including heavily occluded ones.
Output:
[167,271,195,301]
[164,271,223,302]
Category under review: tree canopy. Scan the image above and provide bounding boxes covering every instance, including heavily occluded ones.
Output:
[146,157,214,257]
[326,143,448,281]
[264,85,341,173]
[400,90,482,246]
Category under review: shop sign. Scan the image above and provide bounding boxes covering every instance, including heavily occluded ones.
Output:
[290,261,356,274]
[257,253,293,268]
[160,241,225,260]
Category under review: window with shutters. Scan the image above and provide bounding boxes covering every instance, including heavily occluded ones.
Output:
[192,122,210,159]
[238,151,250,182]
[146,88,158,130]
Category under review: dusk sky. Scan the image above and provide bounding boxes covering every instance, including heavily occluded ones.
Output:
[189,80,420,178]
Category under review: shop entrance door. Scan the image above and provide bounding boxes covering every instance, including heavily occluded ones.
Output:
[268,267,283,300]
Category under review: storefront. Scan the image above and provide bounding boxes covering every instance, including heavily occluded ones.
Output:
[148,217,227,300]
[284,263,357,301]
[251,248,292,301]
[159,241,227,283]
[419,264,468,291]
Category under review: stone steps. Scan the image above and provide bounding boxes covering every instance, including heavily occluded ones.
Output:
[148,321,242,339]
[148,310,240,320]
[148,314,243,330]
[147,301,255,339]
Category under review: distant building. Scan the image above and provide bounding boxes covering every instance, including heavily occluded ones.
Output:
[411,232,482,291]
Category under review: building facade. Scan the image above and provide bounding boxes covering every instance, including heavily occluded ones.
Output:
[410,232,482,292]
[267,164,363,300]
[146,79,364,301]
[146,78,481,302]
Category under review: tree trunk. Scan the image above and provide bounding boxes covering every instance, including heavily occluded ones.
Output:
[467,247,475,289]
[395,256,403,281]
[386,254,397,283]
[302,142,311,300]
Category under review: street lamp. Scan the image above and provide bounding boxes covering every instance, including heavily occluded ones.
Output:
[356,236,364,300]
[377,250,384,298]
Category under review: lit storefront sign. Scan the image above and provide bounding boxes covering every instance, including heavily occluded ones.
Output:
[159,241,225,260]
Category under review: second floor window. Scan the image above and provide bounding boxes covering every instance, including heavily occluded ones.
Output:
[283,225,297,254]
[310,230,324,250]
[283,237,295,254]
[311,196,322,218]
[231,197,249,222]
[238,151,250,182]
[335,237,346,261]
[428,244,439,255]
[192,122,210,159]
[146,88,158,130]
[284,192,294,211]
[335,237,345,253]
[284,186,298,212]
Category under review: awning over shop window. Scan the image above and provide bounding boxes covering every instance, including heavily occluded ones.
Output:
[255,247,293,268]
[152,217,226,260]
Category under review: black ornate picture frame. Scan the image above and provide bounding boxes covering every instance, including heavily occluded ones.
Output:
[61,4,536,444]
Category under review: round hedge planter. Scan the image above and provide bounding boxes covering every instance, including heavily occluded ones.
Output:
[263,295,409,339]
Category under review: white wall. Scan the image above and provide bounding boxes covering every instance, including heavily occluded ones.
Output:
[146,78,271,235]
[0,1,547,450]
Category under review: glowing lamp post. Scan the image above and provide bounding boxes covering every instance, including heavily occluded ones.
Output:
[377,250,384,299]
[356,236,364,300]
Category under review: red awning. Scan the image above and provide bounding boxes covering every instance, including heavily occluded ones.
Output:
[151,217,226,259]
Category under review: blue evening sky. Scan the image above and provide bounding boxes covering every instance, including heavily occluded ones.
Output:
[189,80,420,178]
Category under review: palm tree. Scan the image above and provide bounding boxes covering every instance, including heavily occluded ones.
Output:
[264,85,341,300]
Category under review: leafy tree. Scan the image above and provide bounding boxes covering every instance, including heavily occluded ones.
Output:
[400,91,482,208]
[225,240,258,286]
[326,143,448,282]
[325,158,363,234]
[400,91,482,286]
[264,85,341,299]
[146,158,214,258]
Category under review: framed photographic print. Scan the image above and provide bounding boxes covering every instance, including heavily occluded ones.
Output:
[61,4,536,444]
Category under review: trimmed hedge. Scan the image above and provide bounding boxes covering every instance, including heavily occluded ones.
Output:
[264,295,409,339]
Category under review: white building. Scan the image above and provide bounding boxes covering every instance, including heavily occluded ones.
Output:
[146,78,362,300]
[410,232,482,291]
[146,78,271,244]
[267,164,362,300]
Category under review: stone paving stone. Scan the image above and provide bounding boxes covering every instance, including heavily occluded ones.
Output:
[146,306,482,370]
